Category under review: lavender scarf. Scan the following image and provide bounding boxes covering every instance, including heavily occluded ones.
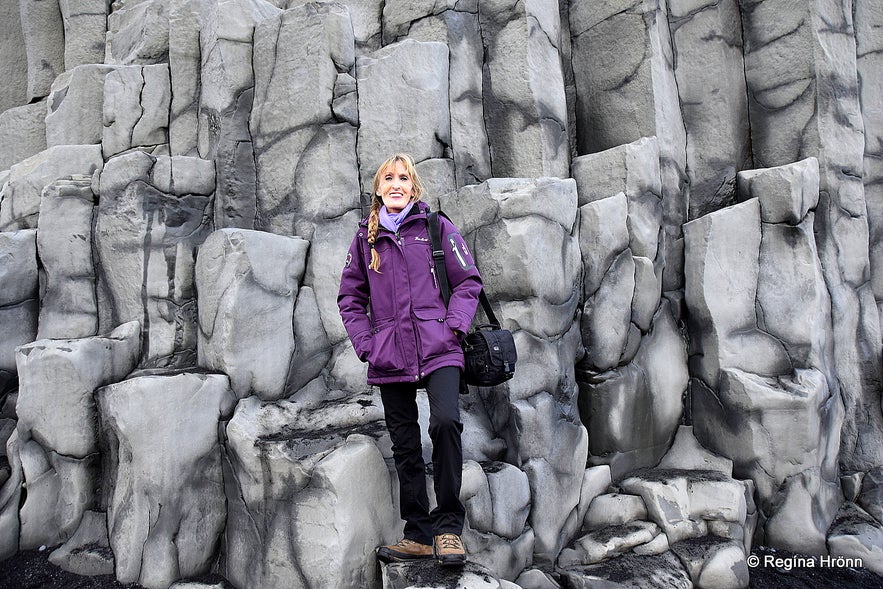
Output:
[379,201,415,234]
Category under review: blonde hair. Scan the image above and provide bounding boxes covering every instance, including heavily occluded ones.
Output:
[368,154,424,272]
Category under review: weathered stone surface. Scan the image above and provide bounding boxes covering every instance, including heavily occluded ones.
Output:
[658,426,733,475]
[97,373,235,589]
[858,467,883,526]
[382,559,507,589]
[742,0,883,474]
[558,520,659,567]
[584,494,648,532]
[14,323,140,549]
[0,431,23,560]
[0,145,103,231]
[559,550,690,589]
[357,40,451,194]
[95,153,214,368]
[252,3,358,235]
[569,0,687,290]
[46,65,120,148]
[668,0,751,219]
[48,510,115,576]
[480,0,568,178]
[0,230,38,374]
[105,0,170,65]
[737,158,820,225]
[102,64,171,158]
[515,568,561,589]
[0,0,27,113]
[224,393,396,589]
[169,0,201,156]
[59,0,108,68]
[382,2,491,187]
[19,0,65,100]
[36,176,98,339]
[670,536,748,589]
[196,229,309,400]
[0,102,47,172]
[827,502,883,576]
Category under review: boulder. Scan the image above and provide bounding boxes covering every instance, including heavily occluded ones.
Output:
[558,520,659,567]
[381,559,509,589]
[669,536,748,589]
[97,373,236,589]
[584,494,648,532]
[559,550,691,589]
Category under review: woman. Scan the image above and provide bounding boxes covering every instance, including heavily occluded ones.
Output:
[337,154,482,566]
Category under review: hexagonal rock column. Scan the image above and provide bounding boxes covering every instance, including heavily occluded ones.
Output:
[0,230,38,383]
[381,0,492,187]
[45,65,121,148]
[667,0,752,218]
[96,372,236,589]
[198,0,280,229]
[441,178,586,563]
[105,0,171,65]
[14,322,141,550]
[223,394,398,589]
[168,0,201,157]
[741,0,883,474]
[102,64,171,158]
[569,0,687,290]
[196,228,309,400]
[357,39,453,200]
[0,144,103,232]
[685,160,844,554]
[59,0,108,69]
[479,0,569,179]
[252,2,360,237]
[0,102,47,172]
[0,0,26,114]
[572,137,687,479]
[18,0,65,100]
[36,175,99,339]
[95,152,215,369]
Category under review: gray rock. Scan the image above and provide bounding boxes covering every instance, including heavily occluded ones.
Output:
[251,2,356,235]
[0,0,27,114]
[559,550,691,589]
[827,501,883,576]
[578,192,630,299]
[584,494,648,532]
[668,0,751,219]
[382,559,508,589]
[105,0,170,64]
[0,102,47,172]
[0,145,103,231]
[95,153,213,369]
[224,393,397,589]
[581,249,634,371]
[742,0,883,474]
[515,568,561,589]
[558,520,659,567]
[102,64,171,157]
[658,426,733,475]
[59,0,108,68]
[479,0,568,178]
[19,0,65,100]
[842,471,865,503]
[97,372,236,589]
[196,229,309,400]
[670,536,748,589]
[0,229,38,373]
[858,467,883,526]
[0,430,23,560]
[48,510,115,576]
[169,0,201,156]
[737,157,820,225]
[289,0,383,50]
[632,532,670,556]
[36,176,98,339]
[357,39,451,193]
[14,322,140,548]
[46,65,121,148]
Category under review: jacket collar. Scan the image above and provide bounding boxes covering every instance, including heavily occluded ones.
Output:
[360,200,429,229]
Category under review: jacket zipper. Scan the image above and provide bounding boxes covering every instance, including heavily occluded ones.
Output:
[430,264,438,289]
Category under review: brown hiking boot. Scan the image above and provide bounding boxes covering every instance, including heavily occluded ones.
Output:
[376,538,433,563]
[434,533,466,566]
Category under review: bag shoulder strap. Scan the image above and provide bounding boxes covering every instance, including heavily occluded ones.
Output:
[427,210,500,328]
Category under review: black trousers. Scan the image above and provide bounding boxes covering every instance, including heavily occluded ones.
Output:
[379,366,464,545]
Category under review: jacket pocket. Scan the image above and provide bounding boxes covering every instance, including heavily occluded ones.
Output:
[413,307,459,361]
[367,319,404,373]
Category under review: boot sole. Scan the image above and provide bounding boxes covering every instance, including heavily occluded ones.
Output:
[436,554,467,567]
[376,548,433,564]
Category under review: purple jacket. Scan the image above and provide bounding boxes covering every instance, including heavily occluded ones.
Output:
[337,202,483,384]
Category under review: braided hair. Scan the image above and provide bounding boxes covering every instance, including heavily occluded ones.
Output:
[367,153,424,273]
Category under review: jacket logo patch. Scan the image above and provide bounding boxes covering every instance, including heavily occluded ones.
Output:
[448,234,470,270]
[414,236,429,242]
[345,252,352,268]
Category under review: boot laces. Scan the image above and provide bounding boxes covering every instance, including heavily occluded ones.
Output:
[438,534,462,550]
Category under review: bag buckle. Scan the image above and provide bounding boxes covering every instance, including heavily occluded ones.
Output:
[432,249,445,260]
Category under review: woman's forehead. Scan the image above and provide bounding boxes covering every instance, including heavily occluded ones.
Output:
[381,160,409,176]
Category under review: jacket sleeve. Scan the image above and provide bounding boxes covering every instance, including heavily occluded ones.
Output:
[439,215,483,337]
[337,231,373,361]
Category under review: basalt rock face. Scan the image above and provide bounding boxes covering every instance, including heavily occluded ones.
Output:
[0,1,883,588]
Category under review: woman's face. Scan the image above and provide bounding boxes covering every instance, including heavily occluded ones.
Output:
[377,160,414,214]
